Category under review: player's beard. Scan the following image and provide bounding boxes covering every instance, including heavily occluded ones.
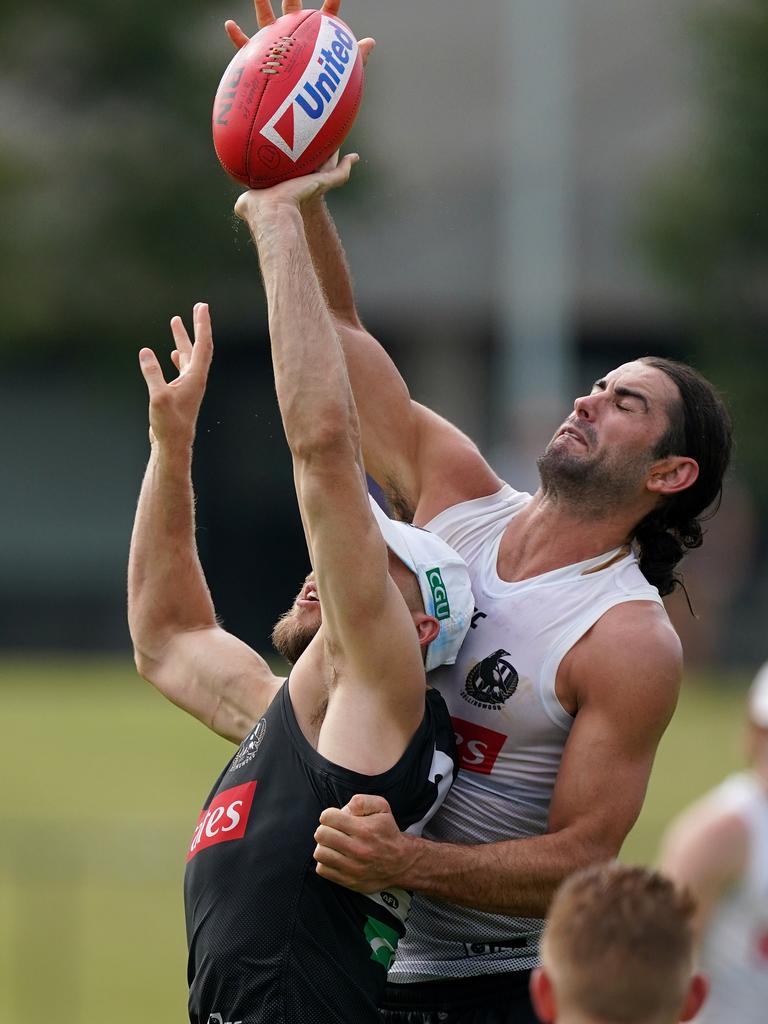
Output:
[537,434,655,519]
[271,607,320,665]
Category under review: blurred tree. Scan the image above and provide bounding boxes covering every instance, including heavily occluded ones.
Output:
[639,0,768,509]
[0,1,365,367]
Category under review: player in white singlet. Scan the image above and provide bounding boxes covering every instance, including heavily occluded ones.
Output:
[660,664,768,1024]
[382,484,665,983]
[201,3,733,1020]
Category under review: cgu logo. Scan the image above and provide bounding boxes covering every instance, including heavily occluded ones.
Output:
[426,567,450,621]
[186,781,257,862]
[260,16,359,161]
[207,1015,242,1024]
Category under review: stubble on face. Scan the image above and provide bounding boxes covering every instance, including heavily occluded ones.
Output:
[537,423,657,520]
[270,604,320,664]
[271,575,322,664]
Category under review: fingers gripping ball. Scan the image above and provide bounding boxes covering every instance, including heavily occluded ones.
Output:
[212,9,364,188]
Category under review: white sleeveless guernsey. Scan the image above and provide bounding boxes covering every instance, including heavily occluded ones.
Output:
[389,484,665,982]
[694,773,768,1024]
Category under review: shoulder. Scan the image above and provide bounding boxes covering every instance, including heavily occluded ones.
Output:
[560,600,682,726]
[661,785,749,885]
[590,599,681,661]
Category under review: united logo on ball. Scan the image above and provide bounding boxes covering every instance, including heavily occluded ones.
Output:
[212,9,364,188]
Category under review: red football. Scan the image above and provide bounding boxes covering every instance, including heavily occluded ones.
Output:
[212,9,364,189]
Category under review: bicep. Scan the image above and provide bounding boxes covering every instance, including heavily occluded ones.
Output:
[548,678,677,855]
[338,324,502,520]
[139,626,281,743]
[294,452,390,633]
[294,455,429,757]
[548,609,682,850]
[297,457,424,676]
[547,710,657,857]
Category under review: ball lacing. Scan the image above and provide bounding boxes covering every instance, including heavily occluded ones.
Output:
[261,36,295,75]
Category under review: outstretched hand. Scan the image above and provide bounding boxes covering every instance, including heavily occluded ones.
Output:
[234,150,358,222]
[313,794,418,893]
[225,0,375,65]
[139,302,214,448]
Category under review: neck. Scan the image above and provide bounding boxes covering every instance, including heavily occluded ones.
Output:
[498,488,644,583]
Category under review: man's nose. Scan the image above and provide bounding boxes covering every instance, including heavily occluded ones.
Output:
[573,393,598,420]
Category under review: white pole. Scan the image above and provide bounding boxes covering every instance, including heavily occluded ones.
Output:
[495,0,573,477]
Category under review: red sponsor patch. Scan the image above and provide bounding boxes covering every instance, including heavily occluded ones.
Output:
[452,717,506,775]
[186,781,257,862]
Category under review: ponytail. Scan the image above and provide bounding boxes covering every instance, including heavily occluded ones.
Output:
[632,358,731,600]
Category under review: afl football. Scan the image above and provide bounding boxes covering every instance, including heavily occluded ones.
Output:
[212,9,363,188]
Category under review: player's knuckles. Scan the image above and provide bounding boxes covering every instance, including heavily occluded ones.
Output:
[347,839,376,865]
[313,824,337,845]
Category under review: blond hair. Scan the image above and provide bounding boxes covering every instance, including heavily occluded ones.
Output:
[542,864,696,1022]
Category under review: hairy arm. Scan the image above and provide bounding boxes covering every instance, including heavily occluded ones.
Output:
[300,197,503,524]
[225,5,501,521]
[128,305,280,743]
[314,604,681,915]
[236,165,429,772]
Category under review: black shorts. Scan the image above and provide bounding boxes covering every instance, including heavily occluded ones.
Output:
[378,973,539,1024]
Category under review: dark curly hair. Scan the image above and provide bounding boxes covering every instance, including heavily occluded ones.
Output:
[632,357,732,597]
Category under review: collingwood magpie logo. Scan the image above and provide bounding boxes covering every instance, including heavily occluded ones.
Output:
[230,718,267,772]
[462,650,518,709]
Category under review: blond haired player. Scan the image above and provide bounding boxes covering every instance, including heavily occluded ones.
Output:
[660,664,768,1023]
[530,864,708,1024]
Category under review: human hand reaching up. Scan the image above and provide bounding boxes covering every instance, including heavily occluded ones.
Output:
[224,0,375,65]
[138,303,214,449]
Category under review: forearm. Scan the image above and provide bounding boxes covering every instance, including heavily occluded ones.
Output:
[128,442,216,666]
[397,829,608,917]
[302,197,360,326]
[250,204,360,458]
[299,198,421,504]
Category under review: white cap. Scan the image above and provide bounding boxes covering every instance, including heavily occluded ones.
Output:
[369,497,474,672]
[748,662,768,728]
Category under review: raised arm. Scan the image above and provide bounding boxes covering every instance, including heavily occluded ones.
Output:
[235,158,433,772]
[299,198,504,524]
[226,0,503,524]
[128,305,280,743]
[314,604,681,915]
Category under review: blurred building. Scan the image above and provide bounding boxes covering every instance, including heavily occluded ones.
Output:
[0,0,760,663]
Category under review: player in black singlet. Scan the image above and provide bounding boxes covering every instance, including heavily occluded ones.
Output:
[129,153,474,1024]
[185,683,457,1024]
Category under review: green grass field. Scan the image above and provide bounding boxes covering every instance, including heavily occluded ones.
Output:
[0,656,751,1023]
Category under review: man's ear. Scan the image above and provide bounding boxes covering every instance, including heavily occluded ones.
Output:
[680,973,709,1021]
[646,456,699,497]
[529,966,557,1023]
[414,614,440,650]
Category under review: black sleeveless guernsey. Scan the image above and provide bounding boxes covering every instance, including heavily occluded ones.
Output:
[184,678,457,1024]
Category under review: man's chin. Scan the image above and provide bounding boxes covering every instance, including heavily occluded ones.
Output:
[538,446,589,480]
[271,606,321,665]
